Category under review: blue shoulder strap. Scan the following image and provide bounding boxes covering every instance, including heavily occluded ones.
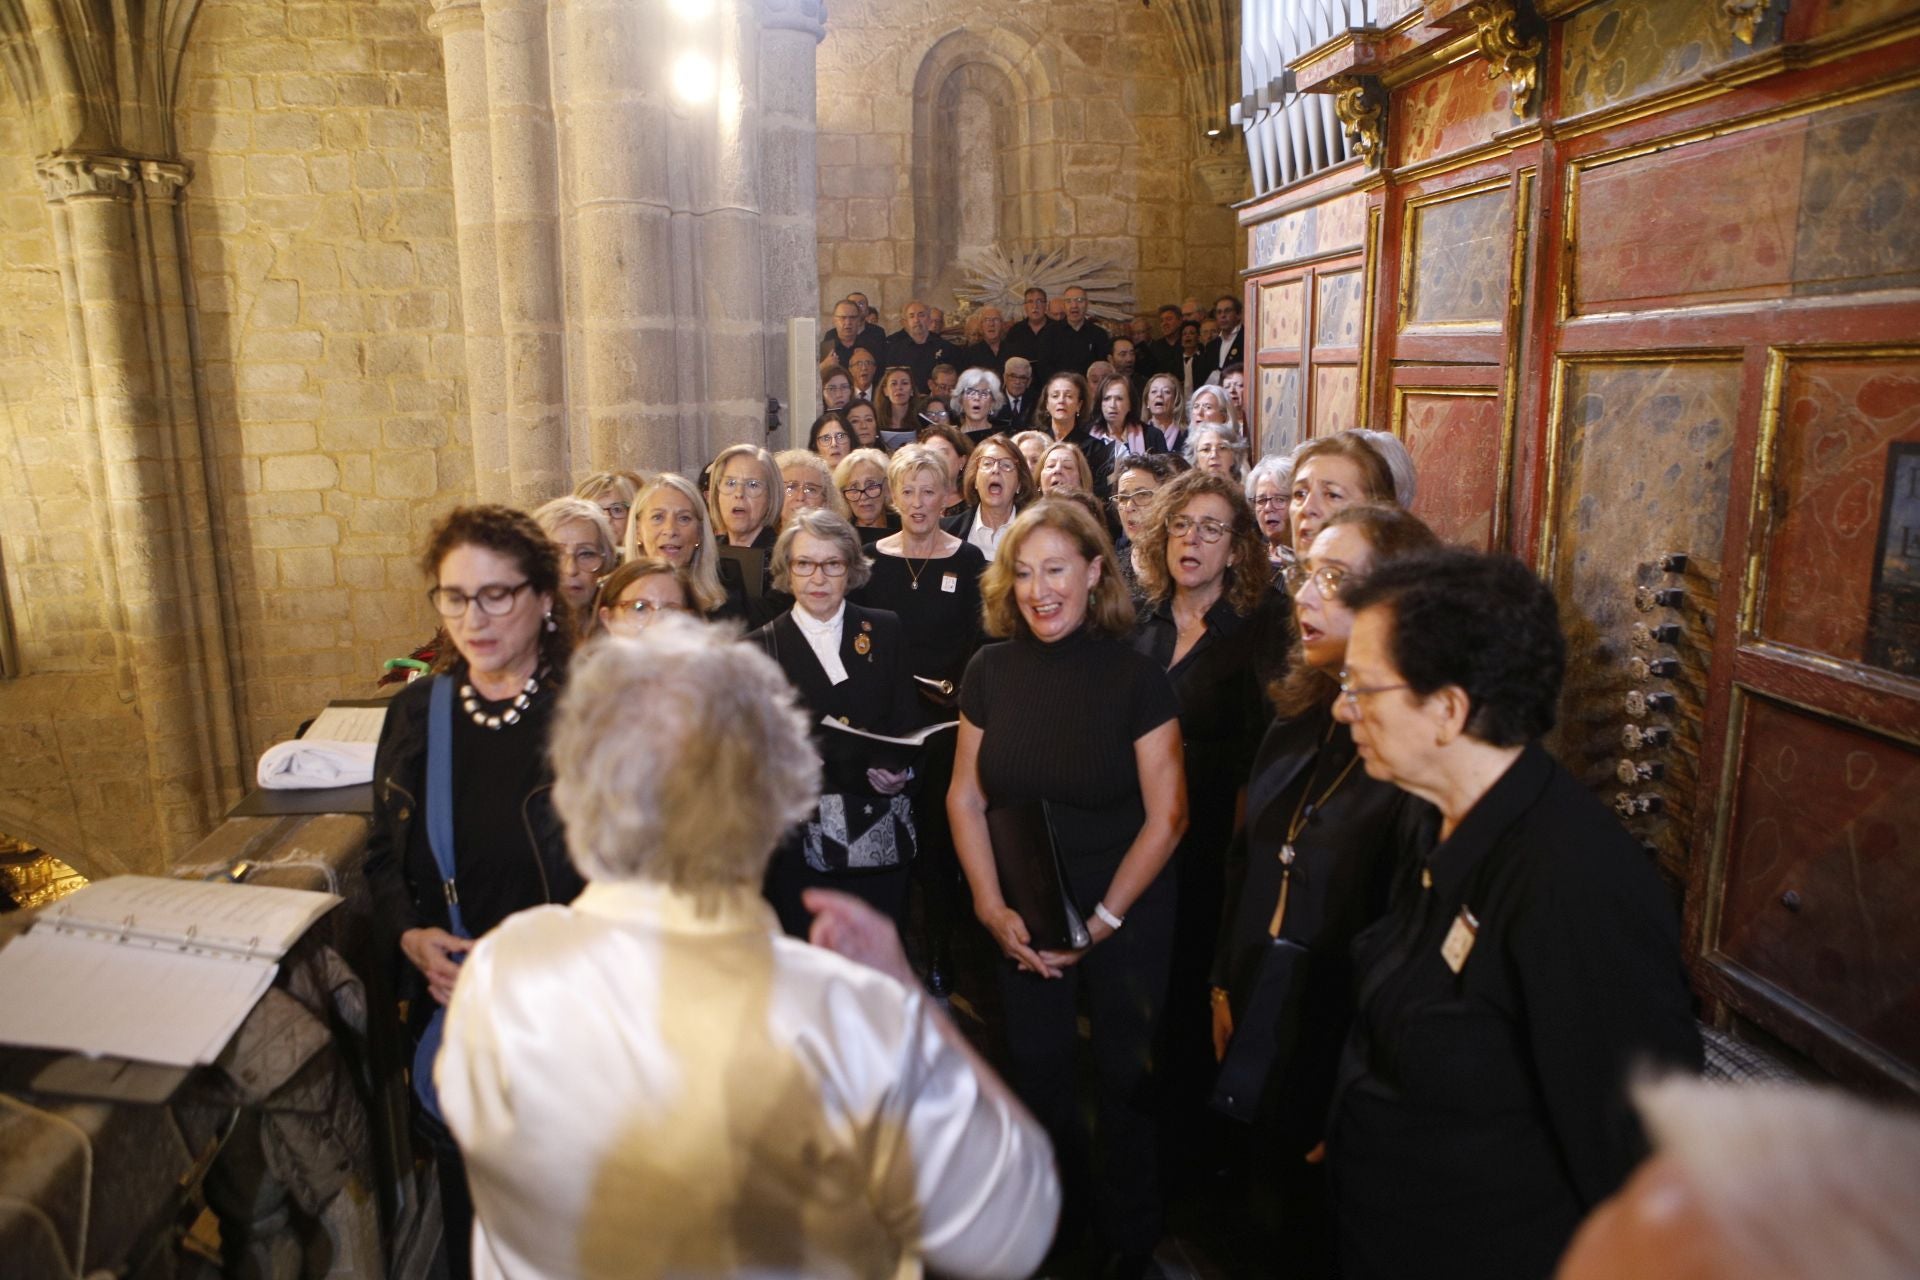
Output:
[425,675,468,939]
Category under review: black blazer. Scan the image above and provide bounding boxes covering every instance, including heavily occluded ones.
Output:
[750,602,917,794]
[1212,327,1244,371]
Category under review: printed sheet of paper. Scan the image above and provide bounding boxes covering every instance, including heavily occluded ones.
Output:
[45,875,339,959]
[304,704,388,744]
[0,930,276,1066]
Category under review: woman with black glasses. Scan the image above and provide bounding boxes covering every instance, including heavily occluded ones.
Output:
[365,505,587,1278]
[532,496,615,640]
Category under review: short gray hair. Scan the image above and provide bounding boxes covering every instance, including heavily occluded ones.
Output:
[953,366,1006,414]
[532,496,615,561]
[1355,428,1419,507]
[1632,1075,1920,1280]
[887,442,950,497]
[770,508,871,593]
[550,618,820,895]
[1245,453,1290,505]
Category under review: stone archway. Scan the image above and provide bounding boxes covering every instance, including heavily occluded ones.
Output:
[909,24,1070,302]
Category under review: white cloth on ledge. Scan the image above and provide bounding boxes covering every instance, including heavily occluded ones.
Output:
[255,739,377,790]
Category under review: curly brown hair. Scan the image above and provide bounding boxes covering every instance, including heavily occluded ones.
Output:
[420,504,575,675]
[1133,469,1270,617]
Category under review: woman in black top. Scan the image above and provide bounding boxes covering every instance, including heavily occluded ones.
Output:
[708,443,787,627]
[1210,504,1439,1277]
[1329,549,1702,1280]
[949,499,1187,1278]
[854,445,987,994]
[365,505,587,1279]
[1126,469,1289,1178]
[751,509,918,936]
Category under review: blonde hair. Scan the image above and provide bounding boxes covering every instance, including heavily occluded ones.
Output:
[574,471,641,509]
[1037,441,1093,494]
[706,443,784,538]
[773,448,850,521]
[627,473,727,614]
[979,498,1135,639]
[550,618,819,896]
[886,442,950,497]
[531,496,615,564]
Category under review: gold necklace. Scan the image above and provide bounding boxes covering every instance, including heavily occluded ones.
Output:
[1270,721,1362,936]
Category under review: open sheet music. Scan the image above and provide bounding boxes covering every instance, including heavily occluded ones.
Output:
[0,875,340,1067]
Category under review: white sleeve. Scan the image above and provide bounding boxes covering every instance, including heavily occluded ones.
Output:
[867,989,1061,1279]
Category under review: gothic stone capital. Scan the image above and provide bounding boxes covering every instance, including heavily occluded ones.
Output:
[35,154,140,203]
[1326,75,1386,169]
[758,0,827,42]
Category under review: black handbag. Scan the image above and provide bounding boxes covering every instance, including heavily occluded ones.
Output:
[1210,846,1311,1123]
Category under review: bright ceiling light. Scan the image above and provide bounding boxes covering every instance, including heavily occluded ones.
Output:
[669,0,715,18]
[671,51,716,104]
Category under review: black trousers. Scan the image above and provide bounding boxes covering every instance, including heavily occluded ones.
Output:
[997,852,1175,1260]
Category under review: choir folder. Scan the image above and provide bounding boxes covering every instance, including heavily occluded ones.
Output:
[985,801,1090,952]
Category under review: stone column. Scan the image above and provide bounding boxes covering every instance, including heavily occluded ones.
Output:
[428,0,513,503]
[482,0,571,505]
[755,0,827,425]
[37,154,244,859]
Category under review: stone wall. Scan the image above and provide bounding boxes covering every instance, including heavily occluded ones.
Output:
[0,112,156,872]
[815,0,1242,322]
[175,0,472,762]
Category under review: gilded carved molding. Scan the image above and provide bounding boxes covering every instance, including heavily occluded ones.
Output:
[1464,0,1542,118]
[1328,75,1387,169]
[1723,0,1768,45]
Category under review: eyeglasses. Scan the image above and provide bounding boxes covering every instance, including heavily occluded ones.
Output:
[1337,670,1411,711]
[428,581,533,618]
[608,598,690,627]
[1110,491,1156,510]
[815,431,850,447]
[719,477,766,496]
[561,547,607,572]
[790,557,848,578]
[784,481,826,500]
[1252,494,1287,510]
[1284,563,1349,599]
[1166,514,1231,543]
[599,503,630,521]
[842,480,885,499]
[961,388,993,400]
[976,457,1017,475]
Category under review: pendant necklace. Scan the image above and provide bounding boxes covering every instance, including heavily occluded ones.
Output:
[462,672,539,730]
[1271,719,1362,936]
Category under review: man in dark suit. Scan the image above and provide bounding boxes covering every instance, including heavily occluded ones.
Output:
[884,301,956,393]
[1142,303,1184,378]
[960,305,1010,374]
[995,356,1035,430]
[821,297,885,370]
[1110,336,1145,401]
[1041,285,1112,377]
[1209,295,1245,373]
[1001,287,1057,386]
[1176,321,1216,398]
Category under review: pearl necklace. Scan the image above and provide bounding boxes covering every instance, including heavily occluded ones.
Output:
[462,673,538,730]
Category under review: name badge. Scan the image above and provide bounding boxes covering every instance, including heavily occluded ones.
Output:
[941,573,958,593]
[1440,906,1479,974]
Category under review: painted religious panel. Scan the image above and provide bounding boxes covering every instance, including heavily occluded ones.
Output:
[1248,193,1366,272]
[1314,271,1363,348]
[1792,88,1920,297]
[1402,184,1512,329]
[1559,0,1781,118]
[1754,354,1920,678]
[1397,389,1502,549]
[1258,366,1302,460]
[1258,279,1304,354]
[1718,697,1920,1074]
[1546,359,1739,863]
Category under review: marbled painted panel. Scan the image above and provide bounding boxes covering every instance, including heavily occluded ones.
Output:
[1574,122,1807,314]
[1259,279,1304,353]
[1759,357,1920,672]
[1259,366,1303,459]
[1721,698,1920,1072]
[1400,391,1501,549]
[1249,192,1367,270]
[1793,89,1920,296]
[1800,0,1920,38]
[1315,270,1363,348]
[1313,365,1358,436]
[1395,58,1513,170]
[1560,0,1779,117]
[1549,360,1738,812]
[1406,186,1512,327]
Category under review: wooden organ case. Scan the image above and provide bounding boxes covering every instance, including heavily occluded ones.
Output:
[1239,0,1920,1094]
